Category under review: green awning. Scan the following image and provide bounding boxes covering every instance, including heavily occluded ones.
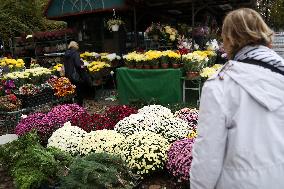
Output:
[45,0,127,19]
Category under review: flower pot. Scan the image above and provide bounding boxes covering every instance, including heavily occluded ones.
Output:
[144,65,151,69]
[136,64,143,69]
[172,64,179,69]
[186,71,200,79]
[111,24,120,32]
[152,65,159,69]
[161,63,169,69]
[127,64,135,69]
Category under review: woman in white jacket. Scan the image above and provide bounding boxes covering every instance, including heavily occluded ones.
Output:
[190,8,284,189]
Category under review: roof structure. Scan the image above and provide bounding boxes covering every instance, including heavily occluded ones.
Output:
[45,0,256,20]
[45,0,128,20]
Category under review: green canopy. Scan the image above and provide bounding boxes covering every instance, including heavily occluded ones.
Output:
[45,0,127,19]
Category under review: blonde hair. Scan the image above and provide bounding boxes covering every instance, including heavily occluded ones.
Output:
[68,41,79,50]
[222,8,274,59]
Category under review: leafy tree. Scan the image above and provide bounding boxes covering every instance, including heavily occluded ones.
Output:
[0,0,66,42]
[257,0,284,30]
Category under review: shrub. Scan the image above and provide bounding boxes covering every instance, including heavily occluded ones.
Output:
[61,153,139,189]
[0,132,73,189]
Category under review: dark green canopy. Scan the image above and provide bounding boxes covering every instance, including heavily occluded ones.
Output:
[45,0,127,19]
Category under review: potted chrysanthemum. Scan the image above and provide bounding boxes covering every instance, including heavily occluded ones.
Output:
[107,17,124,32]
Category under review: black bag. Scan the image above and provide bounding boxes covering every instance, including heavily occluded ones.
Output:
[71,66,82,83]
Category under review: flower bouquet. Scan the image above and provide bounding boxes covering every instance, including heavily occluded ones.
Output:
[119,131,170,176]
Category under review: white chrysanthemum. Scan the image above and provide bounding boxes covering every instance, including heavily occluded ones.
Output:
[119,131,170,176]
[79,130,125,156]
[138,105,173,119]
[114,113,161,136]
[157,118,192,142]
[47,121,86,155]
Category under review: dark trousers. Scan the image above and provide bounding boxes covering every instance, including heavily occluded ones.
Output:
[75,84,85,106]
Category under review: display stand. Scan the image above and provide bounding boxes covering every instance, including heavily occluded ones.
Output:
[181,77,203,106]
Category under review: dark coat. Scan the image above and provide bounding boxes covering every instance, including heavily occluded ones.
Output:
[64,48,82,81]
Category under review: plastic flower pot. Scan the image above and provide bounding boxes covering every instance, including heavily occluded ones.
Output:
[186,71,200,79]
[127,64,135,69]
[111,24,120,32]
[136,64,143,69]
[152,65,159,69]
[172,63,179,68]
[144,65,151,69]
[161,63,169,69]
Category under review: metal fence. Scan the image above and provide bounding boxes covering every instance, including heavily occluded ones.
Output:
[273,32,284,58]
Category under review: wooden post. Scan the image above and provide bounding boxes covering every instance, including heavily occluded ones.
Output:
[192,0,195,50]
[134,6,138,48]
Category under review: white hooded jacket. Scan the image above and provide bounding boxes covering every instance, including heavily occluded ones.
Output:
[190,60,284,189]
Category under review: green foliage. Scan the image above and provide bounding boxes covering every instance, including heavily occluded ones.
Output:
[0,0,66,42]
[0,132,73,189]
[61,153,139,189]
[270,0,284,29]
[257,0,284,29]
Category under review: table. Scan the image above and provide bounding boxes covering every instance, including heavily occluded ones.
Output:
[117,68,182,105]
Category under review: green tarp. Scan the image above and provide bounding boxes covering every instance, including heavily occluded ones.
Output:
[46,0,126,18]
[117,67,182,105]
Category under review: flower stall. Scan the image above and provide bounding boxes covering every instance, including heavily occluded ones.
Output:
[1,103,200,188]
[0,58,77,133]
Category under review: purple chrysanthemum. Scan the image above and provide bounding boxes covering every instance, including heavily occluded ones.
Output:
[166,138,195,182]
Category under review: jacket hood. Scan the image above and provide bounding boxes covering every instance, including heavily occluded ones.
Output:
[65,48,77,57]
[223,61,284,111]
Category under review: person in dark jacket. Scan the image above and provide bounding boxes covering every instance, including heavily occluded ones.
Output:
[64,41,85,106]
